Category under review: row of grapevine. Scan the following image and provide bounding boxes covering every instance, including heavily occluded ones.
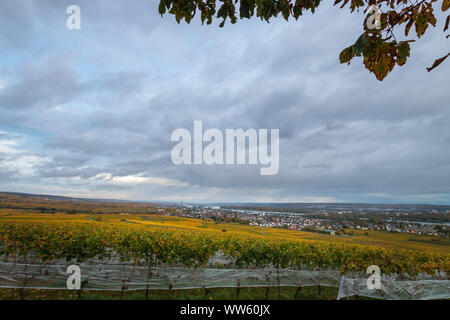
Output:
[0,222,448,275]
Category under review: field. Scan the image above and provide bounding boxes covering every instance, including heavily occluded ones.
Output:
[0,193,449,300]
[1,212,449,255]
[1,192,448,254]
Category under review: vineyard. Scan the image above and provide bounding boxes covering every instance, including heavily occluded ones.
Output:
[0,193,449,300]
[0,219,449,300]
[1,222,449,274]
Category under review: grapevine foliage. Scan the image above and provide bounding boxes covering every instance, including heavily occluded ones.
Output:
[1,222,448,276]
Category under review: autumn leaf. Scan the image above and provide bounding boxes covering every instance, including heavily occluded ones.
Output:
[426,52,450,72]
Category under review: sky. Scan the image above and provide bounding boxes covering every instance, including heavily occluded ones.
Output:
[0,0,449,204]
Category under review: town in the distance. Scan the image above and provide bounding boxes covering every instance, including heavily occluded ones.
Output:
[1,192,449,238]
[160,203,450,238]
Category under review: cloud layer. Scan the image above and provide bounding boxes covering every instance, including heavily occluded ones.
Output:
[0,1,449,203]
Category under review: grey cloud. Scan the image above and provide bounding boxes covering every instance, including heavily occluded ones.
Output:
[0,0,449,203]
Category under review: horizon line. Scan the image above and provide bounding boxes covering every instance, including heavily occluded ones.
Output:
[1,190,449,207]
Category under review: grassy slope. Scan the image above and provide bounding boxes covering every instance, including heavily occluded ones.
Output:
[0,286,355,300]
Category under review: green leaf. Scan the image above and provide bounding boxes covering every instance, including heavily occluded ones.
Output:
[352,34,367,56]
[158,1,166,15]
[339,46,354,64]
[398,41,411,59]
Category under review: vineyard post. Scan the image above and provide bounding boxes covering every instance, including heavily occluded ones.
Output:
[294,285,302,299]
[202,268,210,298]
[77,278,88,300]
[18,257,30,300]
[293,265,302,299]
[120,284,127,299]
[168,277,173,295]
[276,264,281,299]
[120,264,137,300]
[316,268,322,296]
[166,266,175,299]
[264,273,271,300]
[235,279,241,298]
[145,258,154,300]
[11,254,23,300]
[411,265,420,300]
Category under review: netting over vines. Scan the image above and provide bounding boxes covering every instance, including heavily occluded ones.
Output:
[0,222,449,299]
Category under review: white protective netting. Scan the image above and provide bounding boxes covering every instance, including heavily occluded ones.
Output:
[0,260,340,290]
[337,272,450,300]
[0,257,448,299]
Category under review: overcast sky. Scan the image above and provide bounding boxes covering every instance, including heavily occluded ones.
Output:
[0,0,449,204]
